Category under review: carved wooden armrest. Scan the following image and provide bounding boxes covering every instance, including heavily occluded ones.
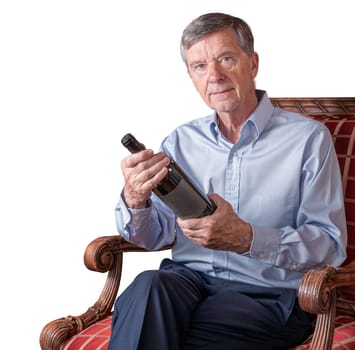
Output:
[297,261,355,350]
[297,264,337,349]
[39,235,172,350]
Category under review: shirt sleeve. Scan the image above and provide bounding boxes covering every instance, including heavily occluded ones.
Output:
[115,191,176,250]
[249,123,347,272]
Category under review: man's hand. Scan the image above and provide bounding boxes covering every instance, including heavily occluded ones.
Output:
[121,149,170,209]
[177,193,253,254]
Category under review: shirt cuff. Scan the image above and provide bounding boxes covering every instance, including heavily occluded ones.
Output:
[249,225,280,265]
[115,191,152,240]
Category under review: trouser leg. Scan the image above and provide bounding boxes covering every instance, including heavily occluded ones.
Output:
[182,279,312,350]
[108,259,205,350]
[109,258,312,350]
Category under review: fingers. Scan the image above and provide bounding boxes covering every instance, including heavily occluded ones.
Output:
[121,150,170,208]
[122,149,154,168]
[135,156,170,189]
[177,217,209,241]
[136,166,169,193]
[177,196,252,253]
[177,217,201,230]
[178,219,214,247]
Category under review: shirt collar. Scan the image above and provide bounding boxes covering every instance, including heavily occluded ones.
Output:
[210,89,274,143]
[249,90,274,138]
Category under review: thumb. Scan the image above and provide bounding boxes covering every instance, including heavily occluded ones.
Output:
[207,193,223,206]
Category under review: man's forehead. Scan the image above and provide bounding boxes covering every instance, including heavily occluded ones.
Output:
[185,29,241,62]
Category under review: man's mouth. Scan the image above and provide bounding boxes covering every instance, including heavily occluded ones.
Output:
[210,88,234,98]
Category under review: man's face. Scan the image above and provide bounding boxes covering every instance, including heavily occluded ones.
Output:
[185,27,259,114]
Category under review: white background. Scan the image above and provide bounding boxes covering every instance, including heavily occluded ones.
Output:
[0,0,354,349]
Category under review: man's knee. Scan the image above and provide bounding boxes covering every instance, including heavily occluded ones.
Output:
[133,269,171,290]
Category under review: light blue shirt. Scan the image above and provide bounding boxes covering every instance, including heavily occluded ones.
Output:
[115,90,347,289]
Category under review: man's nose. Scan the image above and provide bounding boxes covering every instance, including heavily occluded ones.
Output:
[208,62,226,83]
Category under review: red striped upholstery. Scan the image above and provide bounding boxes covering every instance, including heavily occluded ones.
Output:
[61,314,355,350]
[61,316,112,350]
[293,316,355,349]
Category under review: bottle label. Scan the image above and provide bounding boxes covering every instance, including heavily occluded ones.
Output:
[159,178,210,219]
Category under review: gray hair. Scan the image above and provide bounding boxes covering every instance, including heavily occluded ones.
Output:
[180,12,255,65]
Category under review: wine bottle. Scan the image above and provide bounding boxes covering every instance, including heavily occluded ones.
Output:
[121,133,216,219]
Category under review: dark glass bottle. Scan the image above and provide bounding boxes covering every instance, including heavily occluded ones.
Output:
[121,133,216,219]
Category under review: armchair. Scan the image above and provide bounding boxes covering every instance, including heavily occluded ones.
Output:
[40,97,355,350]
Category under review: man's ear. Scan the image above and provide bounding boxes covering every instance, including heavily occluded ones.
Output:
[250,52,259,78]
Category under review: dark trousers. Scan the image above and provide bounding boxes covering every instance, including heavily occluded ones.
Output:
[108,259,312,350]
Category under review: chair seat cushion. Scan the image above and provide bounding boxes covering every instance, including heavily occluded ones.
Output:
[61,315,112,350]
[292,315,355,349]
[61,314,355,349]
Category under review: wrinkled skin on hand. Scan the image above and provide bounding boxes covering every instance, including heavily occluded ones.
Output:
[177,193,253,254]
[121,149,170,209]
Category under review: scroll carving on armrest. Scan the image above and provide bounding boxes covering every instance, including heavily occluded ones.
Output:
[297,265,337,350]
[298,264,336,314]
[84,234,173,272]
[83,235,150,272]
[297,261,355,350]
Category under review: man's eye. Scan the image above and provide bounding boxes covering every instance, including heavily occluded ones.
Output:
[195,63,206,71]
[222,56,232,63]
[220,56,234,68]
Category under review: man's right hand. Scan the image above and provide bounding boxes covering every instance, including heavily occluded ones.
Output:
[121,149,170,209]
